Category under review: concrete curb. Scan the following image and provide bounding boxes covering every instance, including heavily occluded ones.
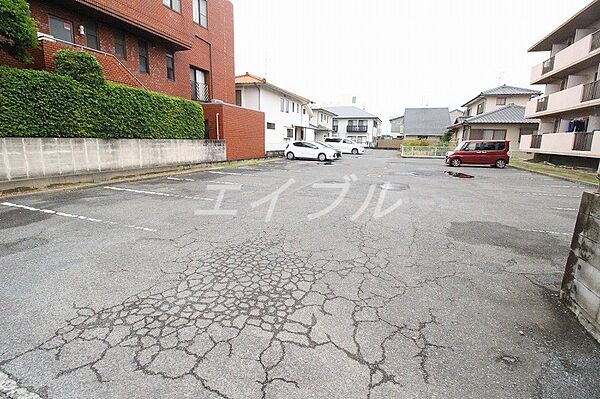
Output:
[509,164,597,187]
[0,158,282,199]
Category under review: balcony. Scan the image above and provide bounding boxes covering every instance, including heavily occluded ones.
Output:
[347,125,368,133]
[525,83,600,118]
[520,132,600,157]
[530,30,600,84]
[191,82,210,102]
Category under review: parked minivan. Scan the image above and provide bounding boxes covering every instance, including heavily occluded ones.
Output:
[445,140,510,168]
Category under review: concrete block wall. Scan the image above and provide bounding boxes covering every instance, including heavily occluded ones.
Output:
[562,192,600,342]
[0,138,226,182]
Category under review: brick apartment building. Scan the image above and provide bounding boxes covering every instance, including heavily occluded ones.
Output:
[0,0,265,160]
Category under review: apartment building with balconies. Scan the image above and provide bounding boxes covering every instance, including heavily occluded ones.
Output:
[309,107,336,142]
[521,0,600,168]
[0,0,235,105]
[322,106,382,147]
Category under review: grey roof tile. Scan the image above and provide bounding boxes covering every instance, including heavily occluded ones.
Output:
[403,108,451,136]
[322,106,380,119]
[459,105,539,125]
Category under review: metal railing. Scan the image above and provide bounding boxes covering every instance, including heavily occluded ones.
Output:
[582,80,600,102]
[38,35,146,88]
[530,134,543,149]
[536,96,549,112]
[592,29,600,52]
[572,132,594,151]
[347,125,368,133]
[191,82,210,102]
[542,56,555,74]
[401,146,449,158]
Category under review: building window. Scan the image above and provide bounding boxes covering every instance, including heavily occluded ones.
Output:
[193,0,208,28]
[285,99,290,113]
[465,108,471,117]
[235,89,242,106]
[333,120,338,132]
[166,50,175,80]
[138,39,149,73]
[476,103,484,115]
[114,31,126,59]
[49,16,74,43]
[85,22,99,50]
[287,128,293,138]
[292,102,295,113]
[267,122,275,130]
[280,98,285,112]
[163,0,181,12]
[496,97,507,106]
[190,67,208,101]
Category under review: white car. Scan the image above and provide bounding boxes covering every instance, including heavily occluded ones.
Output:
[324,138,366,155]
[285,141,340,161]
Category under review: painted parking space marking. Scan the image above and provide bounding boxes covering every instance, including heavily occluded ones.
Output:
[550,185,585,189]
[205,181,242,186]
[0,369,42,399]
[208,171,257,177]
[525,229,572,237]
[525,192,581,198]
[551,207,578,212]
[104,186,214,201]
[167,177,242,187]
[0,202,156,232]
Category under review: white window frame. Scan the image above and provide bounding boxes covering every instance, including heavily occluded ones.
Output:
[193,0,208,27]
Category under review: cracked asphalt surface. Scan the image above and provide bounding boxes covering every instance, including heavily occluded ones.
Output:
[1,151,599,398]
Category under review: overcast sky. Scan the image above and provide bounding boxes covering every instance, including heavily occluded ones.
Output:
[229,0,590,131]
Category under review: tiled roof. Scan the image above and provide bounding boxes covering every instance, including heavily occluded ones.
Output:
[458,105,539,125]
[403,108,450,136]
[234,73,311,103]
[462,84,541,107]
[322,106,381,120]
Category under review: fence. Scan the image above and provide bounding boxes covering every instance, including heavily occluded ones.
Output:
[401,146,449,158]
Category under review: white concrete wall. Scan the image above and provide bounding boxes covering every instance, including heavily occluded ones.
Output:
[237,85,310,152]
[0,138,226,182]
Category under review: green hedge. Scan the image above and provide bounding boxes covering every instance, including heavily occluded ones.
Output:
[54,50,105,87]
[0,66,205,139]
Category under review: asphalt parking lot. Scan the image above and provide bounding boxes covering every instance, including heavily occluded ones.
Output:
[1,150,599,399]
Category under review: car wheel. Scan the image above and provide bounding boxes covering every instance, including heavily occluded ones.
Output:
[450,158,461,167]
[318,153,327,162]
[495,159,507,169]
[286,152,295,160]
[352,148,359,155]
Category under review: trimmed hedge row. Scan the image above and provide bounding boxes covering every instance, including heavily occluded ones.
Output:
[0,65,205,139]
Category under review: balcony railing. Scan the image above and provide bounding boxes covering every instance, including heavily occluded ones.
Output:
[530,134,543,149]
[191,82,210,102]
[582,80,600,102]
[542,56,555,74]
[573,132,594,151]
[536,97,549,112]
[347,125,368,133]
[592,30,600,52]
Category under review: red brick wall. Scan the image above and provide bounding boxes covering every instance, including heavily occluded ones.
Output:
[6,0,235,103]
[203,104,265,161]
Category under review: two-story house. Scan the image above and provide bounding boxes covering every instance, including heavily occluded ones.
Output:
[309,107,336,142]
[322,106,382,147]
[449,85,541,150]
[235,73,313,153]
[520,0,600,169]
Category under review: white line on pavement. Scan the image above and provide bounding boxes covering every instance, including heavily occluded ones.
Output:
[205,181,242,185]
[0,202,156,232]
[550,185,584,189]
[525,229,572,236]
[104,186,214,201]
[525,193,581,198]
[208,171,257,177]
[0,369,42,399]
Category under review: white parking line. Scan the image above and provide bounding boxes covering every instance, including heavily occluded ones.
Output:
[0,202,156,232]
[525,193,580,198]
[0,369,42,399]
[167,177,196,182]
[550,185,584,189]
[525,229,572,236]
[205,181,241,185]
[104,186,214,201]
[208,171,257,177]
[551,207,578,212]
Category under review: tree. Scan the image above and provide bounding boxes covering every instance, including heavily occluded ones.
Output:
[0,0,38,63]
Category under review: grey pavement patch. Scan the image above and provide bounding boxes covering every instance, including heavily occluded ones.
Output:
[0,369,42,399]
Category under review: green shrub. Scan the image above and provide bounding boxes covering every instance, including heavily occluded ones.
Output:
[0,66,205,140]
[54,50,105,87]
[403,139,430,147]
[0,0,38,63]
